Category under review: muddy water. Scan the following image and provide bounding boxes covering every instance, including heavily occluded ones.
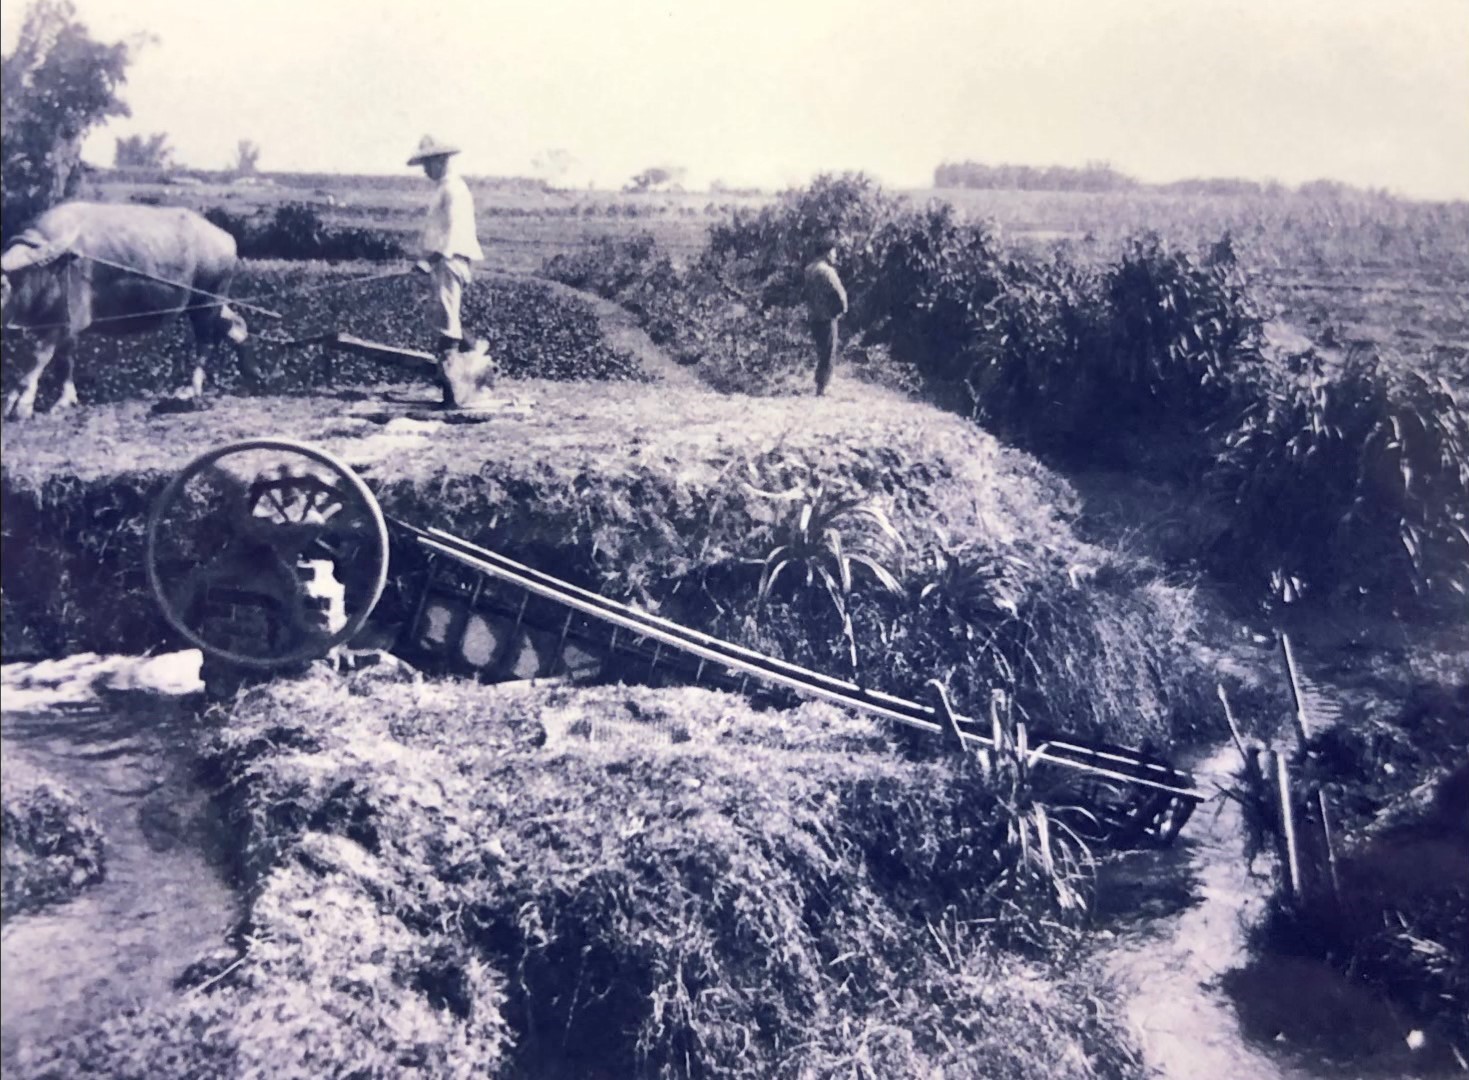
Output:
[1096,743,1326,1080]
[1,654,237,1070]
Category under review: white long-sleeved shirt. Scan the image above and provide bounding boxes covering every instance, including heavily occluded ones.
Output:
[421,173,485,262]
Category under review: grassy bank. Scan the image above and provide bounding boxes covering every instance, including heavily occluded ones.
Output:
[1,381,1213,748]
[17,671,1148,1079]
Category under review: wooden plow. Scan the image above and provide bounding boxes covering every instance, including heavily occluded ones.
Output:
[279,331,499,407]
[146,438,1204,848]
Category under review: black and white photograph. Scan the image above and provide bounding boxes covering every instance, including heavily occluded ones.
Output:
[2,1,1466,1076]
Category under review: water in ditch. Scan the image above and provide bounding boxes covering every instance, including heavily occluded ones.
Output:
[1,652,238,1072]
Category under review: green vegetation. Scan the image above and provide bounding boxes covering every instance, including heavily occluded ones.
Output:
[0,263,643,409]
[0,0,139,240]
[1227,683,1469,1070]
[1214,354,1469,609]
[204,203,407,262]
[1,383,1212,751]
[3,141,1466,1074]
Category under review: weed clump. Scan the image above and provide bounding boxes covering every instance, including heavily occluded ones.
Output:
[1228,682,1469,1071]
[1,766,106,920]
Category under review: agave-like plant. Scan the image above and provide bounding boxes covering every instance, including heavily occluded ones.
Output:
[972,691,1096,941]
[916,528,1031,624]
[747,481,904,673]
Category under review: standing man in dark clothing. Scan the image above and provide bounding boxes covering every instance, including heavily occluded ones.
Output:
[802,236,848,396]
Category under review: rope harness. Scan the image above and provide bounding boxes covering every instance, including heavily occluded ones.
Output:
[2,251,413,334]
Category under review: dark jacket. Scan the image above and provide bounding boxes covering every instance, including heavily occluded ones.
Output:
[803,259,848,321]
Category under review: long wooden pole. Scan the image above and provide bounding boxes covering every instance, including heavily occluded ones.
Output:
[1279,633,1313,749]
[1272,750,1304,898]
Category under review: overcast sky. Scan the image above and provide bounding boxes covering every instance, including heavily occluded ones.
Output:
[3,0,1466,198]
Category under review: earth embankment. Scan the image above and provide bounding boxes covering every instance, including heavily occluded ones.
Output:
[1,379,1213,746]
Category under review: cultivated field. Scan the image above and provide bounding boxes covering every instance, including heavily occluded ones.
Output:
[86,169,1469,377]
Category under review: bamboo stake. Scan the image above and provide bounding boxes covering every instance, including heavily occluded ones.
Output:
[927,680,968,756]
[1272,750,1304,899]
[1217,683,1249,761]
[1279,633,1313,749]
[1316,788,1342,901]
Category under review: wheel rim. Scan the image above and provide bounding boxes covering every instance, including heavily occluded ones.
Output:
[145,438,389,669]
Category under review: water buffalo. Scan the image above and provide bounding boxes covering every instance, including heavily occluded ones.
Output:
[1,201,259,419]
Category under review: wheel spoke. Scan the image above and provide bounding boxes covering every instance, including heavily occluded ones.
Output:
[146,439,389,670]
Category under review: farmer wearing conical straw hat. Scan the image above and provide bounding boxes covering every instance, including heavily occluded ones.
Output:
[408,135,489,402]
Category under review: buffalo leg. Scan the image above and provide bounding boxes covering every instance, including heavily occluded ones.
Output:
[4,331,62,420]
[230,337,264,388]
[49,337,79,411]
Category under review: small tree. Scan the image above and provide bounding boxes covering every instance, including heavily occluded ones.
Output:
[531,147,574,187]
[231,139,261,177]
[113,131,172,168]
[1,0,143,238]
[624,165,686,194]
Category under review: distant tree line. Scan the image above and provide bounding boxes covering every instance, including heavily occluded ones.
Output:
[934,160,1393,199]
[934,161,1140,193]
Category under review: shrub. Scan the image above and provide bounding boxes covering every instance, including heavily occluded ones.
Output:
[1096,233,1264,457]
[205,203,406,262]
[1211,348,1469,609]
[752,482,904,676]
[542,232,683,345]
[878,529,1211,747]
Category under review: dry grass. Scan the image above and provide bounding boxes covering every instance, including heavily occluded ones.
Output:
[21,670,1147,1079]
[1,759,106,921]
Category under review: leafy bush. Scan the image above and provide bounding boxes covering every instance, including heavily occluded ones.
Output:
[862,203,1010,410]
[752,482,903,675]
[876,528,1211,747]
[1212,349,1469,608]
[1,0,135,241]
[1097,233,1264,454]
[205,203,407,262]
[542,232,683,345]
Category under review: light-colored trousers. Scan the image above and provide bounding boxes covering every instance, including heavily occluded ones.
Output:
[429,255,474,340]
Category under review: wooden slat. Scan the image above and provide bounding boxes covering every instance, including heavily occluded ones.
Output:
[400,521,1203,803]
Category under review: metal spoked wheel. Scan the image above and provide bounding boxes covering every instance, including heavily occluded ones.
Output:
[145,438,389,669]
